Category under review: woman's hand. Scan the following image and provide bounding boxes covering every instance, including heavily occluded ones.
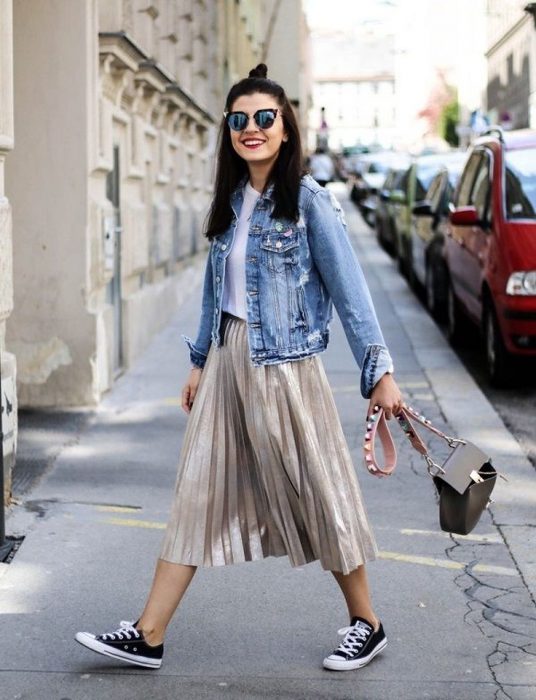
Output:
[181,367,203,414]
[368,373,403,420]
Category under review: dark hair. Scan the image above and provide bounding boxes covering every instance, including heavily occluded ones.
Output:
[205,63,304,239]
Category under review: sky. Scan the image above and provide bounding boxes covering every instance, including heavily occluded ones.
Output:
[303,0,398,34]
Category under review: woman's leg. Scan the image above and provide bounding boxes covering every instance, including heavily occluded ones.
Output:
[331,565,380,631]
[136,559,197,646]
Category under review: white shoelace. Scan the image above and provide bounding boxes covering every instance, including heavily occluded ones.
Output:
[100,620,140,642]
[334,621,372,657]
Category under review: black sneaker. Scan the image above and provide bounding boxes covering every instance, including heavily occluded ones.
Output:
[75,620,163,669]
[323,616,387,671]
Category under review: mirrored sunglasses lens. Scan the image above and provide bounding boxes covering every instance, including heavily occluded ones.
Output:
[228,113,247,131]
[255,110,276,129]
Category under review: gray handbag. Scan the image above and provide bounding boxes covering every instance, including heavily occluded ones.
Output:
[363,404,500,535]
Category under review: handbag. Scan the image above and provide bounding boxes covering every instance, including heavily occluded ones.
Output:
[363,403,501,535]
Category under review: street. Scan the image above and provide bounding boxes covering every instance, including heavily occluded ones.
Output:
[1,185,535,700]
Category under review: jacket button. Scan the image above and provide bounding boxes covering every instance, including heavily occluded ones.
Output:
[221,244,227,250]
[215,276,221,282]
[275,241,282,248]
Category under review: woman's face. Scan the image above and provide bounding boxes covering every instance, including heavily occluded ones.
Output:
[228,92,288,169]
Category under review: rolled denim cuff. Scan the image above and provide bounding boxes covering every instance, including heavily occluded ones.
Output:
[360,343,395,399]
[182,334,208,370]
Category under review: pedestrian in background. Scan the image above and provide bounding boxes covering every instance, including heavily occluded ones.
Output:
[75,64,402,673]
[309,146,335,187]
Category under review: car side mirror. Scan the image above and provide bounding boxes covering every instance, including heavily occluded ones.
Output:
[449,206,480,226]
[412,200,433,217]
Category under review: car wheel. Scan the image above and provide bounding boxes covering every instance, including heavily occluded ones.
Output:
[399,238,411,280]
[483,300,512,387]
[446,277,466,345]
[426,259,447,321]
[407,248,419,292]
[377,219,390,253]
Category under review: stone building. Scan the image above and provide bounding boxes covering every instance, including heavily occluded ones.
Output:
[486,0,536,129]
[0,0,310,501]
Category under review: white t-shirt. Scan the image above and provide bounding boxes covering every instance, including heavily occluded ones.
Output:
[222,181,260,320]
[309,152,334,182]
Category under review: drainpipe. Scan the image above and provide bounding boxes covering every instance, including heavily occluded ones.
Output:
[0,349,14,562]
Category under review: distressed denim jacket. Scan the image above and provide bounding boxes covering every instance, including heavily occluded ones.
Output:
[184,175,394,398]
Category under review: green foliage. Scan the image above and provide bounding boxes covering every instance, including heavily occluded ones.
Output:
[441,99,460,147]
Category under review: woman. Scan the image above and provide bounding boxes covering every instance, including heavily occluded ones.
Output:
[75,64,402,673]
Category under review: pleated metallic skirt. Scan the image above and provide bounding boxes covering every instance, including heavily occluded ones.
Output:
[159,314,378,575]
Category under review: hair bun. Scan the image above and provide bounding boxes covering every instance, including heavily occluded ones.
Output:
[248,63,268,79]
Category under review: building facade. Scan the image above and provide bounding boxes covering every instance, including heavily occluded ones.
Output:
[486,0,536,129]
[0,0,309,502]
[308,25,396,151]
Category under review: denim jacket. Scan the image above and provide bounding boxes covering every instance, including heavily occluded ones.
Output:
[184,175,394,398]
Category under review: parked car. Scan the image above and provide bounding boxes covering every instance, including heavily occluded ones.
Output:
[444,127,536,385]
[394,152,463,278]
[374,156,411,253]
[350,152,396,226]
[409,151,469,316]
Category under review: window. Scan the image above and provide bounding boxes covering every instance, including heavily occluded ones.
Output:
[505,147,536,219]
[425,173,443,210]
[456,153,481,207]
[471,154,491,221]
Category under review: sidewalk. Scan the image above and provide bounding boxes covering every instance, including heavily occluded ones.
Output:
[1,185,534,700]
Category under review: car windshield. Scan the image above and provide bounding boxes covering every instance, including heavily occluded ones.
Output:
[368,162,390,174]
[505,148,536,219]
[417,163,443,193]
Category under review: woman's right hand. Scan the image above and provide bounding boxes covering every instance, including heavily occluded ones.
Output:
[181,367,203,413]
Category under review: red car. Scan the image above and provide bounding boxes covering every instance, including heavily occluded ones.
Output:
[445,127,536,385]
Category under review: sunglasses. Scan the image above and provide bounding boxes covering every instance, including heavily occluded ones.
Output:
[224,108,279,132]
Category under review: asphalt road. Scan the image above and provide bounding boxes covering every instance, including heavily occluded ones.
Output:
[1,184,535,700]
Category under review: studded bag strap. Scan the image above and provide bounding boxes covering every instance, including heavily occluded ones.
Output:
[363,404,397,477]
[364,404,460,478]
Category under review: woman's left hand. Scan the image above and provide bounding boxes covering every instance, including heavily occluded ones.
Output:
[368,373,403,420]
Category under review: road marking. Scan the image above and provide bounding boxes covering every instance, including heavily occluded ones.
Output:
[102,517,166,529]
[379,550,516,576]
[331,384,360,394]
[100,518,516,576]
[399,528,502,543]
[95,505,141,513]
[396,381,429,389]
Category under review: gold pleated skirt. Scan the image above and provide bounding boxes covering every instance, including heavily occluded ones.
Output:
[159,315,378,575]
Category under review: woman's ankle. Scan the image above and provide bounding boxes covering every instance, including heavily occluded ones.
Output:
[136,620,165,647]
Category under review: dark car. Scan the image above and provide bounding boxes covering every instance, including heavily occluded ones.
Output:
[374,156,411,253]
[444,127,536,385]
[350,152,396,226]
[394,152,465,278]
[409,151,469,316]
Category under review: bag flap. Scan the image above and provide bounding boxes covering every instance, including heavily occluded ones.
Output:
[436,441,491,494]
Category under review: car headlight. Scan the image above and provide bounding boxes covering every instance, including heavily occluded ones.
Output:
[506,271,536,295]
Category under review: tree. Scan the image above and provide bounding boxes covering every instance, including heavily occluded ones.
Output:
[440,98,460,147]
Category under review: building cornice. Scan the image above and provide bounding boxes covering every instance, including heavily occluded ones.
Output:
[99,31,146,72]
[165,84,215,124]
[98,31,215,123]
[486,14,531,58]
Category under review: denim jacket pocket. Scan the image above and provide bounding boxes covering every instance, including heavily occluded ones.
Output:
[260,228,300,273]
